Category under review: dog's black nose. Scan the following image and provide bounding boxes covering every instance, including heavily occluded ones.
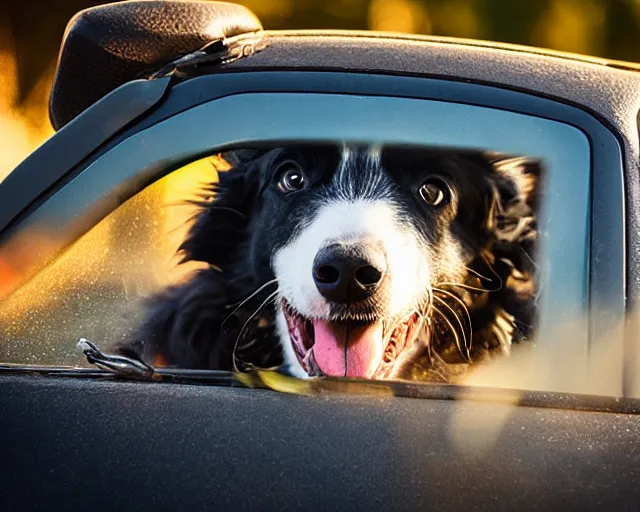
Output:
[312,243,386,303]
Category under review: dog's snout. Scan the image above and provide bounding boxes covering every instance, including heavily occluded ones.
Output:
[312,243,386,303]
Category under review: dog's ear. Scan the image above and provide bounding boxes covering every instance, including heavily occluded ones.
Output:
[479,156,544,340]
[486,156,543,263]
[178,151,265,268]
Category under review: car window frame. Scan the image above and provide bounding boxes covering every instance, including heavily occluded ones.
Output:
[0,85,626,395]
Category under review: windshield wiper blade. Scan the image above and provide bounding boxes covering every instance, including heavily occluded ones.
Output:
[76,338,237,385]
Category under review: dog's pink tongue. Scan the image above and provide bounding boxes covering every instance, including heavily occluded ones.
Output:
[312,320,383,378]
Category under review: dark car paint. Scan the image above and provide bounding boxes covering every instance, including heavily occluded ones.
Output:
[1,375,640,511]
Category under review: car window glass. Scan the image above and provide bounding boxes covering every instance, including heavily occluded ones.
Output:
[1,143,557,392]
[0,157,214,365]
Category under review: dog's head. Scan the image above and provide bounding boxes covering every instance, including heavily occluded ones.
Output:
[180,144,541,380]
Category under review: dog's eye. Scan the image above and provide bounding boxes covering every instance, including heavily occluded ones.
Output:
[277,163,307,193]
[419,177,450,207]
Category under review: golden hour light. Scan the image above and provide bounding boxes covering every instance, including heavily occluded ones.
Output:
[0,154,220,315]
[2,3,640,509]
[0,1,638,379]
[0,28,54,183]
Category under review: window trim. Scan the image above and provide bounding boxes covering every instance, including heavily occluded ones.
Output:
[1,90,623,394]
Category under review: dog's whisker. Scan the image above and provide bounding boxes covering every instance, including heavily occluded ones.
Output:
[432,287,473,356]
[408,360,448,383]
[480,253,505,289]
[436,282,492,293]
[520,247,540,272]
[221,279,279,329]
[414,288,433,316]
[425,365,448,383]
[432,295,471,362]
[438,258,503,292]
[462,265,493,282]
[226,278,279,308]
[431,305,465,362]
[232,290,279,373]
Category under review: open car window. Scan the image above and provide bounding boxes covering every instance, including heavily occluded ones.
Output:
[0,91,622,396]
[0,158,212,366]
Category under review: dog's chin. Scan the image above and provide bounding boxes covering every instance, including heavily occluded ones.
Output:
[281,299,420,379]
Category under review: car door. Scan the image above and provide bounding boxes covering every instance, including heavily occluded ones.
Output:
[1,69,639,511]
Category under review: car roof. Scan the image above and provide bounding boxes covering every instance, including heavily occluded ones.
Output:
[49,1,640,131]
[60,28,640,129]
[221,30,640,131]
[262,29,640,72]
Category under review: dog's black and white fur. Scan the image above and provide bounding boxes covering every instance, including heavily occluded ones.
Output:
[117,143,541,382]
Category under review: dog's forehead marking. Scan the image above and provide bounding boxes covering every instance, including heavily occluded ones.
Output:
[333,145,387,202]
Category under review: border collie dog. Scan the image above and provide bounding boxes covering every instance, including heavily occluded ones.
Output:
[118,144,541,382]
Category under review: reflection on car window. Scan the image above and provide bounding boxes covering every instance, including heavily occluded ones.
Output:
[0,143,547,388]
[0,157,214,365]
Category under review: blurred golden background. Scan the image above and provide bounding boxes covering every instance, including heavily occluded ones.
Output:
[1,0,640,181]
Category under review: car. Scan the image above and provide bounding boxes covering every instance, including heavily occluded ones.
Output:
[1,1,640,510]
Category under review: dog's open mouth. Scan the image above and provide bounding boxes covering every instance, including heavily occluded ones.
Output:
[282,300,420,379]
